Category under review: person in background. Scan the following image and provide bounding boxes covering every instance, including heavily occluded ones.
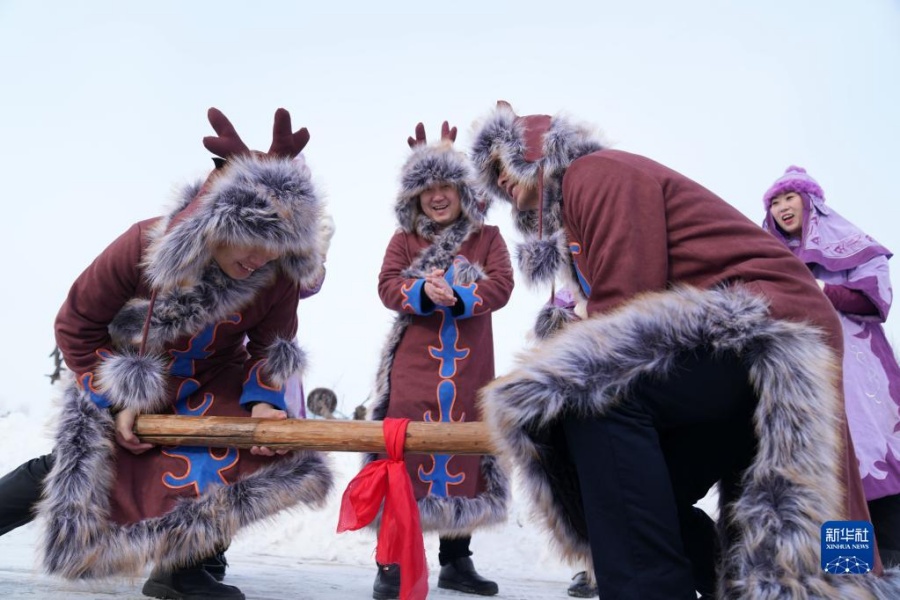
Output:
[472,101,896,599]
[0,107,335,600]
[307,387,339,419]
[763,165,900,566]
[366,121,514,599]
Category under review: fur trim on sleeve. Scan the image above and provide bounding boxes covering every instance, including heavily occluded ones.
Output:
[262,338,308,387]
[95,351,169,413]
[453,260,486,286]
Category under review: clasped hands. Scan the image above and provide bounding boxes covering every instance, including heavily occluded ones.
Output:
[423,268,457,307]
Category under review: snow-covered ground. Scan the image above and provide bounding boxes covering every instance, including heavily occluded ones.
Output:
[0,526,575,600]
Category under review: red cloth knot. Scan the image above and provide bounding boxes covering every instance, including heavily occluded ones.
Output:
[337,418,427,600]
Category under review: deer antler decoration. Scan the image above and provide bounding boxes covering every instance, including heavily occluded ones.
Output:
[407,121,458,149]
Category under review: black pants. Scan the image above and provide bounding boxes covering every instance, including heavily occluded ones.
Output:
[869,493,900,567]
[0,453,54,536]
[563,348,757,600]
[380,536,472,569]
[438,535,472,566]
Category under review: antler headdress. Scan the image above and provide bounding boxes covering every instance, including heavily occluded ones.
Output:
[203,107,310,162]
[394,120,485,235]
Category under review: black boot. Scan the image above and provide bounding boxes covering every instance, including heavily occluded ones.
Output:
[201,551,228,582]
[438,556,498,596]
[567,571,598,598]
[372,563,400,600]
[142,563,244,599]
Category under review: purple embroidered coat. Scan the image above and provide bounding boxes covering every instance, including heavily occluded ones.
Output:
[764,181,900,500]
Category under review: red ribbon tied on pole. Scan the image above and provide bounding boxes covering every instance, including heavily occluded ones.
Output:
[337,418,427,600]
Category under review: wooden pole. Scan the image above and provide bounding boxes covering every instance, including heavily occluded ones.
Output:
[133,415,496,455]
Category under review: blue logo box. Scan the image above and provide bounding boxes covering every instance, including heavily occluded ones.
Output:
[821,520,874,574]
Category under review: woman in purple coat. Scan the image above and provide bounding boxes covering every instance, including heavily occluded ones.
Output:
[763,165,900,566]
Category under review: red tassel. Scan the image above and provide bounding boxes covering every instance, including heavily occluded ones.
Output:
[337,418,428,600]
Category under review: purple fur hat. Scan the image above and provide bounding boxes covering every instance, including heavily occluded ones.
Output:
[761,165,892,271]
[762,165,824,207]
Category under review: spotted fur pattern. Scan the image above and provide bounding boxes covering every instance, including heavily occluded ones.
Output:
[480,285,900,598]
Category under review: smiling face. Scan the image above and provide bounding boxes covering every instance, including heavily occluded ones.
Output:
[419,183,462,227]
[769,192,804,238]
[496,166,540,211]
[211,243,280,280]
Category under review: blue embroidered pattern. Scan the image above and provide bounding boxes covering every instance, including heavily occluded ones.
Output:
[161,317,241,495]
[416,259,482,497]
[569,242,592,297]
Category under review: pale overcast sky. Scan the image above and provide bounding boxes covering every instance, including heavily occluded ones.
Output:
[0,1,898,417]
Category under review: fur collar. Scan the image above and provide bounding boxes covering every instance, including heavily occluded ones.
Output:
[109,258,276,352]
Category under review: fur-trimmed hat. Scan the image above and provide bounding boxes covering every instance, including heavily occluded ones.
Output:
[143,108,329,293]
[470,101,604,211]
[470,102,605,291]
[395,122,485,236]
[98,108,330,414]
[762,165,825,207]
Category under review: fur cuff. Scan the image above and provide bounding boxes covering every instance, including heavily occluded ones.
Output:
[95,351,169,413]
[262,338,307,387]
[453,260,486,286]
